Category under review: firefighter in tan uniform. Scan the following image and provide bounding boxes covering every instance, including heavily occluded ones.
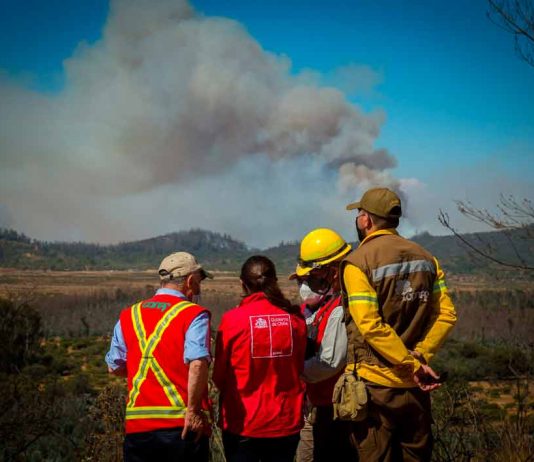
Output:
[341,187,457,461]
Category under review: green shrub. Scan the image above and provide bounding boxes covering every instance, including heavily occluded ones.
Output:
[0,298,42,373]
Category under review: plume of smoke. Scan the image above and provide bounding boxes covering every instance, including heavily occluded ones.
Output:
[0,0,405,246]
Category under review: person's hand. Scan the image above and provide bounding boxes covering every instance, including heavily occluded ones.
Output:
[108,365,127,377]
[413,363,442,392]
[181,409,210,442]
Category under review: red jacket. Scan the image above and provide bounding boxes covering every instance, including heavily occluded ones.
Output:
[120,293,210,434]
[213,292,307,438]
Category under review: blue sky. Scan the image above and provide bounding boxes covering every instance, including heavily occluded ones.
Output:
[194,0,534,179]
[0,0,532,245]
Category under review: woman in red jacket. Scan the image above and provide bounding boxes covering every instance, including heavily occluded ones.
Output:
[213,255,307,462]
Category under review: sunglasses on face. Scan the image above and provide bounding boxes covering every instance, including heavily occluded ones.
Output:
[306,268,332,292]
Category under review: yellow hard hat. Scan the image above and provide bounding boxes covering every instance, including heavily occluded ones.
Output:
[295,228,351,277]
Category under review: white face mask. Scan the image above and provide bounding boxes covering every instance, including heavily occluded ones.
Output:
[191,294,201,304]
[299,281,325,307]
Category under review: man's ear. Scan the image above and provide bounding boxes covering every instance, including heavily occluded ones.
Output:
[365,213,374,230]
[187,273,201,293]
[185,273,193,288]
[182,274,193,299]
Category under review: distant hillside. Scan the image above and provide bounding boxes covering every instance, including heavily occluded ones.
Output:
[0,226,532,278]
[260,227,534,277]
[0,228,249,271]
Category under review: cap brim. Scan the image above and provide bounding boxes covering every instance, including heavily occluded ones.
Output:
[346,201,361,211]
[200,268,214,279]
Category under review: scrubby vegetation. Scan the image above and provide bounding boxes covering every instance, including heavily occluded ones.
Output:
[0,298,107,460]
[0,279,532,460]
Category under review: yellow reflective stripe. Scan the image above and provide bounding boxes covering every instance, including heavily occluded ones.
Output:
[348,292,378,305]
[151,358,184,408]
[132,302,147,349]
[128,300,194,408]
[144,301,194,356]
[128,300,193,407]
[128,302,149,406]
[433,280,447,294]
[125,406,186,420]
[125,407,211,422]
[128,354,151,408]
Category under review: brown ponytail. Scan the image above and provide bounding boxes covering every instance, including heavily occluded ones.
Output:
[240,255,300,315]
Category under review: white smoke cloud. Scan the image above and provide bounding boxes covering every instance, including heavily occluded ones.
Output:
[0,0,409,247]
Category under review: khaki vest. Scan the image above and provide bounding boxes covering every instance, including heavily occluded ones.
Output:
[341,232,437,368]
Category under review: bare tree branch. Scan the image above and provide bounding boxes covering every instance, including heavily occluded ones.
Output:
[487,0,534,67]
[438,209,534,270]
[455,194,534,231]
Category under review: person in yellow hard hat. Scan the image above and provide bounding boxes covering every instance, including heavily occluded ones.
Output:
[341,187,457,461]
[293,228,357,462]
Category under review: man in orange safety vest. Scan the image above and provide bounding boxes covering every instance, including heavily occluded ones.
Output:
[106,251,213,462]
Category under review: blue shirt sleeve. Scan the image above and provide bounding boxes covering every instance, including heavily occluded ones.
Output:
[105,320,127,371]
[184,311,211,363]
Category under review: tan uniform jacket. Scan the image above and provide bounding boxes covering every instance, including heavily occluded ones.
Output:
[341,229,457,387]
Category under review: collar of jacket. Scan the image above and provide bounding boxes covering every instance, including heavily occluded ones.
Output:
[358,228,399,247]
[240,291,268,306]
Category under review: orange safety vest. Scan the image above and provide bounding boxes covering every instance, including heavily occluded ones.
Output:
[119,293,210,434]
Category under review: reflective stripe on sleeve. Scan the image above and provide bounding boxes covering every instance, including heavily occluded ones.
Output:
[348,292,378,305]
[433,279,447,293]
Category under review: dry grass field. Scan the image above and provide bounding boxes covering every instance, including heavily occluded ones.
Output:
[1,268,531,340]
[0,268,300,337]
[0,268,298,297]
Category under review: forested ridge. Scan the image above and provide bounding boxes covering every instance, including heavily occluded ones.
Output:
[1,226,533,277]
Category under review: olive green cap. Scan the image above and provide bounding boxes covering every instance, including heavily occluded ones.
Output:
[346,187,402,218]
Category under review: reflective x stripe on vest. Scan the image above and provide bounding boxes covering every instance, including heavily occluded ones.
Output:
[126,300,194,420]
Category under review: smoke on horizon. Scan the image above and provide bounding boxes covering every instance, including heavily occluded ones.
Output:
[0,0,416,247]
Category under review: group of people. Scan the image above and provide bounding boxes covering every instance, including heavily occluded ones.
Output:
[105,187,457,462]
